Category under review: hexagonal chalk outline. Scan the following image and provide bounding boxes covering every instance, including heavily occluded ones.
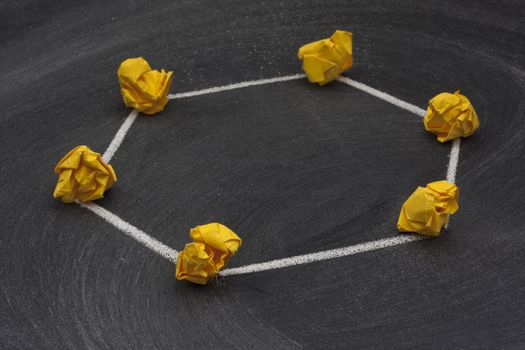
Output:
[78,74,461,277]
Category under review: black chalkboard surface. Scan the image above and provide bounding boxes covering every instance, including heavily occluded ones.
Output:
[1,1,524,348]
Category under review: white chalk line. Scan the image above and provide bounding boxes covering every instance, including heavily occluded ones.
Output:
[444,138,461,229]
[446,138,461,184]
[220,235,423,276]
[337,76,427,117]
[84,74,457,276]
[168,74,305,99]
[102,109,139,163]
[78,201,179,263]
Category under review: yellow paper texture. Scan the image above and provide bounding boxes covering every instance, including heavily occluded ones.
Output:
[118,57,173,115]
[397,180,459,236]
[176,223,242,285]
[53,145,117,203]
[175,242,218,285]
[424,91,480,142]
[298,30,353,85]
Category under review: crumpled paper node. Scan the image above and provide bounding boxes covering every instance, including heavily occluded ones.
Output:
[117,57,173,115]
[397,180,459,237]
[53,145,117,203]
[298,30,353,85]
[176,223,242,285]
[424,91,480,143]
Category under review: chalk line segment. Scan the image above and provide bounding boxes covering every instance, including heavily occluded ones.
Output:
[102,109,139,163]
[168,74,306,100]
[78,201,179,263]
[220,235,423,276]
[444,138,461,229]
[337,76,427,117]
[446,138,461,184]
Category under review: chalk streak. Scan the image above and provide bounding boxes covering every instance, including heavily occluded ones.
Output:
[337,76,427,117]
[444,138,461,229]
[221,235,423,276]
[168,74,305,99]
[446,138,461,184]
[102,109,139,163]
[78,202,179,263]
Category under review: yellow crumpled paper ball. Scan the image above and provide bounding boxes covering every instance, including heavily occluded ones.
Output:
[397,180,459,237]
[298,30,353,85]
[424,91,480,143]
[53,145,117,203]
[176,223,242,285]
[117,57,173,115]
[175,242,218,285]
